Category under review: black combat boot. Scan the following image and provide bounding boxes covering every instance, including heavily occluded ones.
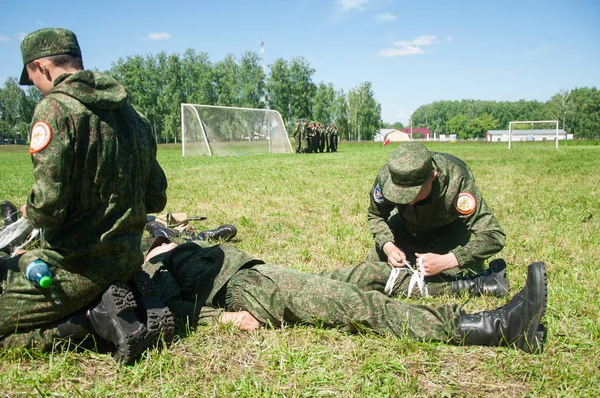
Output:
[145,221,181,238]
[130,271,175,346]
[86,282,152,364]
[195,224,237,242]
[1,200,18,226]
[56,310,91,340]
[451,259,510,297]
[458,262,547,353]
[56,280,174,364]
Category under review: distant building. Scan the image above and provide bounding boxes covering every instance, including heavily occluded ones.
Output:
[486,129,571,142]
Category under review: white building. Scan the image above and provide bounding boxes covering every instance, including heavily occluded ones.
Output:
[486,129,572,142]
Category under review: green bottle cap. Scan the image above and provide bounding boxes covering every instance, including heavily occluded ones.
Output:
[39,276,52,289]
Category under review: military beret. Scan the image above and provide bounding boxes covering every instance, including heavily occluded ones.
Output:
[19,28,82,85]
[382,142,434,204]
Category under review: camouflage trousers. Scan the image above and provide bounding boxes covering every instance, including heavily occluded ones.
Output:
[0,255,124,350]
[367,216,485,277]
[224,262,462,343]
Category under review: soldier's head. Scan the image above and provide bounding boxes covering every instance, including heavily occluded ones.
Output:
[382,142,438,205]
[20,28,84,95]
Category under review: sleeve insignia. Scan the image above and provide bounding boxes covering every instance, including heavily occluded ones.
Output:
[373,183,384,204]
[30,121,53,154]
[456,192,476,215]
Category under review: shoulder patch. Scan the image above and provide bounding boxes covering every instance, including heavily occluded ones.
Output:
[456,192,476,215]
[373,183,384,204]
[30,121,53,154]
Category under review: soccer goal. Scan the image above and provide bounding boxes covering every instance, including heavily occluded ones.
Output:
[181,104,293,156]
[508,120,559,149]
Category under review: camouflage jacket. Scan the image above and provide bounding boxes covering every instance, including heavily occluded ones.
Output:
[20,70,167,279]
[143,241,263,325]
[367,152,505,266]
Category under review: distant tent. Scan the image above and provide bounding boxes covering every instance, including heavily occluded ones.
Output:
[384,129,412,143]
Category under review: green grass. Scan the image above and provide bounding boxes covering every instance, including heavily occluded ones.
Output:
[1,140,599,396]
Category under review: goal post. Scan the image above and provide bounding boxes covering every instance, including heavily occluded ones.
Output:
[508,120,559,149]
[181,104,293,156]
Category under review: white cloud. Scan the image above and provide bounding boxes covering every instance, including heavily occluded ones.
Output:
[334,0,370,13]
[378,46,424,57]
[375,12,397,22]
[17,32,27,41]
[393,35,439,47]
[446,36,453,43]
[0,35,10,42]
[378,34,446,57]
[147,32,172,41]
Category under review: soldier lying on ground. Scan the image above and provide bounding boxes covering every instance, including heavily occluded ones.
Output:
[142,235,547,354]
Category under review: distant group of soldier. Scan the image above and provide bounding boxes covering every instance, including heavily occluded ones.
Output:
[293,120,339,154]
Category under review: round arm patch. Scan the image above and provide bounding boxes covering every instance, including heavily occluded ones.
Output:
[373,183,384,203]
[456,192,476,215]
[30,121,53,154]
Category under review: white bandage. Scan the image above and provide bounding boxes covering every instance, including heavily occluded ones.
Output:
[384,258,429,298]
[407,256,429,298]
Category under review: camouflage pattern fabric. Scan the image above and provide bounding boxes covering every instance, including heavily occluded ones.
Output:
[329,128,338,152]
[143,242,462,342]
[1,70,167,347]
[368,152,505,270]
[293,121,302,153]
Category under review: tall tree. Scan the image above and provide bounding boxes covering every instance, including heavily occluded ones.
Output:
[348,82,381,141]
[238,51,266,109]
[313,82,336,124]
[288,57,316,122]
[265,58,292,123]
[213,54,239,106]
[464,113,500,139]
[446,114,469,136]
[180,49,215,105]
[332,89,350,140]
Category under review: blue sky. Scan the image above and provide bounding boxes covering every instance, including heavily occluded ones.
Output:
[1,0,598,124]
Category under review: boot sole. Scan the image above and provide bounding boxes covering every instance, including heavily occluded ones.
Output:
[131,272,176,347]
[516,262,548,353]
[103,282,152,365]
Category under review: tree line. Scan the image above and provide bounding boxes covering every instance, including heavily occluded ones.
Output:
[0,49,383,143]
[1,47,598,142]
[410,88,600,139]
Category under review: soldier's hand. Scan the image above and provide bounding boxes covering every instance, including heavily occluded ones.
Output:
[220,311,260,331]
[383,242,407,268]
[416,252,459,276]
[20,204,28,219]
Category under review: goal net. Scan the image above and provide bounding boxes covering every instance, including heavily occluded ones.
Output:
[508,120,560,149]
[181,104,293,156]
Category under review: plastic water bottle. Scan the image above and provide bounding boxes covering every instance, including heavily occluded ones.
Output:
[25,259,54,288]
[25,259,61,303]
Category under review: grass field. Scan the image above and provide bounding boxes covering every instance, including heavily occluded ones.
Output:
[1,140,599,396]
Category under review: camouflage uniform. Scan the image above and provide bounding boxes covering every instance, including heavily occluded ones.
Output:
[317,124,326,153]
[1,28,167,348]
[330,126,338,152]
[143,241,462,343]
[293,120,302,154]
[367,143,505,273]
[302,122,311,153]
